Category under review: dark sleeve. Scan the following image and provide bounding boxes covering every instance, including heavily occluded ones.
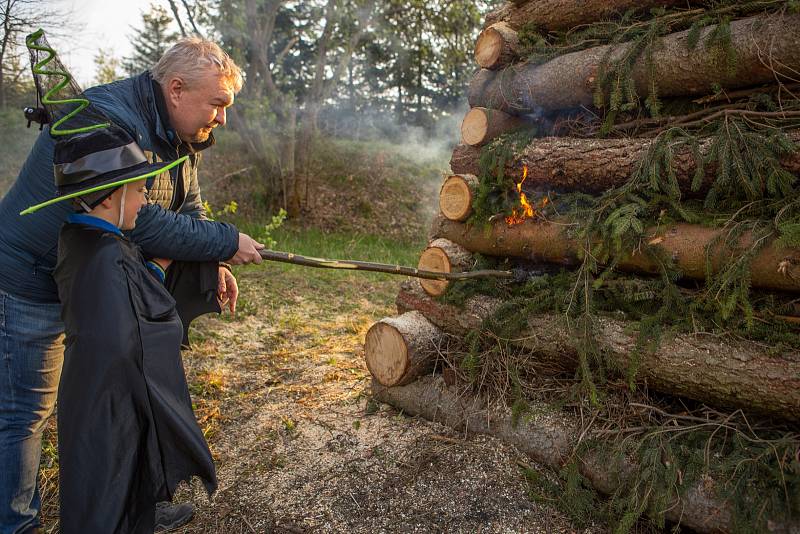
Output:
[128,204,239,262]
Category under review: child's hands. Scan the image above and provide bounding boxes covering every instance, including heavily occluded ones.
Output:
[152,258,173,270]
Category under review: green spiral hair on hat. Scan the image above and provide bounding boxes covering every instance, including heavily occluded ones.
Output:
[25,29,110,136]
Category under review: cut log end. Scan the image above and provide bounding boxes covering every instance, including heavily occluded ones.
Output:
[418,247,452,297]
[461,108,490,146]
[364,311,442,387]
[475,22,519,70]
[475,27,504,68]
[461,107,527,147]
[364,322,409,386]
[417,238,474,297]
[439,174,478,221]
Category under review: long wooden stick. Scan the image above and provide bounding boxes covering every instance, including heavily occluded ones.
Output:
[258,249,514,281]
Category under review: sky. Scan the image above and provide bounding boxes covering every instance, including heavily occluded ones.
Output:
[48,0,179,86]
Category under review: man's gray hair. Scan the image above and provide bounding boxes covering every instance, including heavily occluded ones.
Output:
[152,36,243,92]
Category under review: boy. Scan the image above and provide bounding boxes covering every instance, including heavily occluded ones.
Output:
[22,122,217,533]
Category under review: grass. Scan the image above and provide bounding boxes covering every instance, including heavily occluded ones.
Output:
[199,131,446,242]
[226,222,425,321]
[0,109,40,194]
[234,220,425,281]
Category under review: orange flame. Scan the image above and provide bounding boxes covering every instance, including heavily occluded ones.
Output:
[506,166,547,225]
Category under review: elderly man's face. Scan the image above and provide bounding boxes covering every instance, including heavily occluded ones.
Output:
[165,71,235,143]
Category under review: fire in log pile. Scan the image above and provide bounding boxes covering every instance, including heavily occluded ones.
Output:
[505,165,533,225]
[507,191,549,226]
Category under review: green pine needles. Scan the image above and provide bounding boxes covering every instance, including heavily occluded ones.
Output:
[460,117,800,392]
[448,3,800,531]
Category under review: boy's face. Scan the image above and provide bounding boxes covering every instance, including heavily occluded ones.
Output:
[108,179,149,230]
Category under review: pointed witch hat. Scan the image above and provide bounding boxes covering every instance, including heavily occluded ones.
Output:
[20,123,187,215]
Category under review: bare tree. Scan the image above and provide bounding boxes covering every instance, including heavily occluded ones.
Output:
[179,0,203,35]
[0,0,68,108]
[294,0,373,211]
[166,0,206,38]
[166,0,187,37]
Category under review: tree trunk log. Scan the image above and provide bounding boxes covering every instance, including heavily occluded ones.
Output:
[439,174,479,222]
[431,217,800,292]
[475,22,520,69]
[373,376,800,534]
[449,131,800,195]
[396,279,500,335]
[393,280,800,422]
[484,0,692,32]
[450,144,484,178]
[417,239,474,297]
[470,13,800,115]
[461,107,528,147]
[364,311,443,387]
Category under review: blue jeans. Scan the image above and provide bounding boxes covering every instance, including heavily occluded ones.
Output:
[0,290,63,534]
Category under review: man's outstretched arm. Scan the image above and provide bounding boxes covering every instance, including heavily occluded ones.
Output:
[129,204,265,263]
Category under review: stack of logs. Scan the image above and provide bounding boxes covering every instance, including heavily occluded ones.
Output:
[365,2,800,532]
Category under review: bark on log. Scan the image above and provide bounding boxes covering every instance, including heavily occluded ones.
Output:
[461,107,528,147]
[450,144,484,178]
[373,376,800,534]
[484,0,692,32]
[417,239,474,297]
[364,311,443,387]
[393,280,800,422]
[439,174,479,222]
[396,279,500,335]
[469,13,800,115]
[450,131,800,196]
[431,217,800,292]
[475,22,520,69]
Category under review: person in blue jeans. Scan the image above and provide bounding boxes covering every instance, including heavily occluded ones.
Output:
[0,36,265,533]
[0,295,63,531]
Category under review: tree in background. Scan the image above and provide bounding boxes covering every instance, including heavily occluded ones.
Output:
[122,4,178,76]
[0,0,67,108]
[358,0,488,128]
[94,48,122,85]
[166,0,206,37]
[216,0,374,215]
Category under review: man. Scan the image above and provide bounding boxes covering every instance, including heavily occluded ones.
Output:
[0,37,263,533]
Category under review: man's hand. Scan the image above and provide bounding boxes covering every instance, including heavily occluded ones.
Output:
[228,232,265,265]
[217,266,238,314]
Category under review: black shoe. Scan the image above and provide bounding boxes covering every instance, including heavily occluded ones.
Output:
[154,502,195,532]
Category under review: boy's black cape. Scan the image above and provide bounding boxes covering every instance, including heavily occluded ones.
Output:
[55,223,217,534]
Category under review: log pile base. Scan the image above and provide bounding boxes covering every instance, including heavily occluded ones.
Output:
[373,376,800,534]
[392,279,800,422]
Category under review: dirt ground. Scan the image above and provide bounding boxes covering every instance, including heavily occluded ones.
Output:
[170,266,594,533]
